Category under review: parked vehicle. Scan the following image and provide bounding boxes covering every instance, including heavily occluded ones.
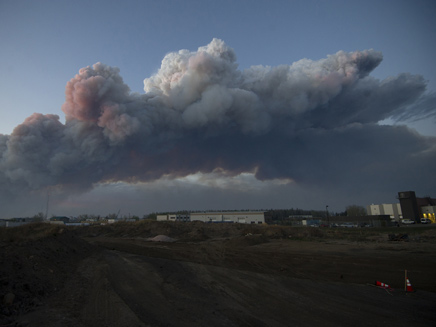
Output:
[420,218,431,224]
[339,222,356,228]
[401,219,415,225]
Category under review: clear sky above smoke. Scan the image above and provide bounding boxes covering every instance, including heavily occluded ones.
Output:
[0,0,435,218]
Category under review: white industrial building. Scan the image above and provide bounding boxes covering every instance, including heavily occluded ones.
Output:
[367,203,402,220]
[156,214,190,222]
[190,211,265,224]
[157,211,265,224]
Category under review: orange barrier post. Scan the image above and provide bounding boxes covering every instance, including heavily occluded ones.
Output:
[375,281,392,289]
[406,278,414,292]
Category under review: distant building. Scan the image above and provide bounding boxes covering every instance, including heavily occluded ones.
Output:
[157,214,190,222]
[302,219,321,226]
[190,211,265,224]
[417,196,436,222]
[330,215,392,227]
[421,206,436,222]
[366,203,402,220]
[157,211,265,224]
[49,216,70,224]
[285,215,315,226]
[0,217,38,227]
[1,220,31,228]
[367,191,436,223]
[398,191,436,223]
[398,191,420,222]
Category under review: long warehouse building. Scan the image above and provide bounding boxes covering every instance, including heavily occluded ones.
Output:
[157,211,265,224]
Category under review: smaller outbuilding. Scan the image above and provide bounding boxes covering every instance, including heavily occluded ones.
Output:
[50,216,70,224]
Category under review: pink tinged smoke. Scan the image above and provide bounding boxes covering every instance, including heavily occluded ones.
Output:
[0,38,434,204]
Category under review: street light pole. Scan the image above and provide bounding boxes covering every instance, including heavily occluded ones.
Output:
[326,205,329,227]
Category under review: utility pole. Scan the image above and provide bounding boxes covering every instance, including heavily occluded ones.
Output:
[326,205,329,227]
[45,190,50,221]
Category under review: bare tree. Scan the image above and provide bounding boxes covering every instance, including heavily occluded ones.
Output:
[346,205,367,217]
[33,212,45,222]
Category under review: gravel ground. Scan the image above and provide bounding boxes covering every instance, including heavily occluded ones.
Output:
[2,222,436,326]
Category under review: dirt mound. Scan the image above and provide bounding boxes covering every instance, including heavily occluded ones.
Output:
[147,235,176,242]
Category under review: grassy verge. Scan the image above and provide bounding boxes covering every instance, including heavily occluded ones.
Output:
[0,223,65,243]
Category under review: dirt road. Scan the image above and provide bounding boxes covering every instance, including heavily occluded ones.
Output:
[2,223,436,326]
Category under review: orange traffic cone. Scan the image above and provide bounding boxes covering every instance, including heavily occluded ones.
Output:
[406,278,414,292]
[375,281,392,289]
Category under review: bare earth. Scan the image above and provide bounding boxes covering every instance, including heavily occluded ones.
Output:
[1,222,436,326]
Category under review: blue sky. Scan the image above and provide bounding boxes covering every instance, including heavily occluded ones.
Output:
[0,0,435,217]
[1,0,435,135]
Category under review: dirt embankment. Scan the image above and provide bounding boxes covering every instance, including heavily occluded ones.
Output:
[1,222,436,326]
[0,224,94,325]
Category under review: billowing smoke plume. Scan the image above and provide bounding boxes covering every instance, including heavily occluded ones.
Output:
[1,39,435,212]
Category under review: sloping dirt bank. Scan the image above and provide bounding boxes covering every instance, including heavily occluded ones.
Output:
[0,224,94,325]
[2,222,436,326]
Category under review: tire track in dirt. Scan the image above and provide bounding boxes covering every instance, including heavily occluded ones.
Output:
[80,254,146,327]
[12,230,436,327]
[92,246,436,327]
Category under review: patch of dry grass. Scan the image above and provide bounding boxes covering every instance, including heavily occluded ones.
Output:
[0,223,64,243]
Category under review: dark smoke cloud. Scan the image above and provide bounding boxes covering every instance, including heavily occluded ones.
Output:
[1,39,435,214]
[390,91,436,123]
